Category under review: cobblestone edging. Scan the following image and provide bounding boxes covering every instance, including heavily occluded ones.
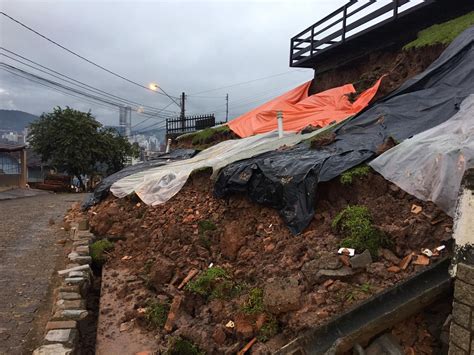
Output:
[32,219,94,355]
[450,263,474,354]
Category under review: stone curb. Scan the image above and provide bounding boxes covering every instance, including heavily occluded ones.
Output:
[33,219,95,355]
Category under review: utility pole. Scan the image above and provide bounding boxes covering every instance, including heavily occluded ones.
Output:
[225,93,229,122]
[180,92,186,131]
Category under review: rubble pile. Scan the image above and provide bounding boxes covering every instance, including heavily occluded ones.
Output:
[88,169,452,353]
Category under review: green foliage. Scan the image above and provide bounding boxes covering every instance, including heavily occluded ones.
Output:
[332,205,386,256]
[257,317,279,342]
[404,12,474,49]
[145,299,169,328]
[359,282,372,294]
[90,239,114,265]
[28,106,139,183]
[191,126,230,146]
[340,165,371,185]
[166,337,205,355]
[185,267,240,300]
[198,220,216,249]
[241,288,264,315]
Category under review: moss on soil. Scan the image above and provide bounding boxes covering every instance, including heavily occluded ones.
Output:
[90,239,114,265]
[190,126,230,146]
[145,299,169,328]
[404,12,474,49]
[185,267,241,300]
[241,287,264,315]
[332,205,387,256]
[257,316,279,342]
[166,337,205,355]
[340,165,371,185]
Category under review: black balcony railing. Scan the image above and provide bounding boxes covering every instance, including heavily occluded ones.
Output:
[290,0,436,67]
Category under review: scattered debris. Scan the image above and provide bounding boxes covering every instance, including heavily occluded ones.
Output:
[399,253,414,270]
[237,337,257,355]
[177,268,199,290]
[411,204,423,214]
[422,248,433,257]
[338,247,355,256]
[225,320,235,329]
[413,255,430,266]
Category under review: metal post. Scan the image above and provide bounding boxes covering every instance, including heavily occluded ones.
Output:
[394,0,399,19]
[180,92,186,131]
[225,94,229,122]
[310,27,314,56]
[342,5,347,42]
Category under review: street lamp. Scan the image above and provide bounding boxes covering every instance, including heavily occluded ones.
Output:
[149,83,159,91]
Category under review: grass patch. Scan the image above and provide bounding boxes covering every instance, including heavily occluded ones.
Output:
[241,288,264,315]
[191,126,230,146]
[145,299,169,328]
[166,337,205,355]
[90,239,114,265]
[332,205,388,256]
[404,12,474,49]
[340,165,371,185]
[185,267,242,300]
[257,317,279,342]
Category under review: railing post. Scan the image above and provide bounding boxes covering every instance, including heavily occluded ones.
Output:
[394,0,399,19]
[310,27,314,56]
[289,38,294,67]
[342,4,347,42]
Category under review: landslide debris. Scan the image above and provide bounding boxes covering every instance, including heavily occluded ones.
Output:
[89,170,452,353]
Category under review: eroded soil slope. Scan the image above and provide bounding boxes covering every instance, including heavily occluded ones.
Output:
[88,170,452,354]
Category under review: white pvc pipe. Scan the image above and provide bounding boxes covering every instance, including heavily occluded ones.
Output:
[277,111,284,138]
[165,138,171,153]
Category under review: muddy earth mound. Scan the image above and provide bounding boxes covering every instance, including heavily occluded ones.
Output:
[89,170,452,354]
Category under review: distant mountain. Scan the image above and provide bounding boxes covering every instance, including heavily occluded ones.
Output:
[0,110,39,131]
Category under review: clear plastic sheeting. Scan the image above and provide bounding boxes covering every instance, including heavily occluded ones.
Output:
[82,149,196,209]
[110,128,332,206]
[370,94,474,217]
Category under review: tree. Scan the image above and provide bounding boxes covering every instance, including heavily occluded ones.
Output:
[29,106,139,187]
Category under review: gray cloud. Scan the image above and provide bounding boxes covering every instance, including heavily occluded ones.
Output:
[0,0,346,129]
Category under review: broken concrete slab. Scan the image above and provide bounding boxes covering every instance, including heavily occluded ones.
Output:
[350,250,373,270]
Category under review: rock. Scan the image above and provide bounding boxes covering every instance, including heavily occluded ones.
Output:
[235,314,254,339]
[150,256,176,286]
[365,333,404,355]
[65,277,85,285]
[44,329,77,346]
[45,321,77,331]
[56,299,85,310]
[59,310,88,320]
[316,267,354,283]
[301,259,321,286]
[264,277,301,314]
[380,248,401,264]
[220,221,246,260]
[68,255,92,265]
[350,249,373,269]
[78,219,89,230]
[387,266,401,273]
[58,292,81,301]
[33,344,73,355]
[212,326,227,345]
[319,253,342,270]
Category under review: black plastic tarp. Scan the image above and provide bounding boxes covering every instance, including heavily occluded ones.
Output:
[82,149,196,209]
[214,26,474,234]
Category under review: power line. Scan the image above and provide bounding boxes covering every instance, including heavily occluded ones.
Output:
[0,63,178,124]
[189,70,307,95]
[0,11,181,108]
[0,48,178,115]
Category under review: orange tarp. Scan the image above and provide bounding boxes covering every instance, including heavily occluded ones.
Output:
[227,77,384,138]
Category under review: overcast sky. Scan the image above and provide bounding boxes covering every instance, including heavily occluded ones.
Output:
[0,0,347,131]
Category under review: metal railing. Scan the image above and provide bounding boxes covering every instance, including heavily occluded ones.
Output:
[166,114,216,135]
[290,0,435,67]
